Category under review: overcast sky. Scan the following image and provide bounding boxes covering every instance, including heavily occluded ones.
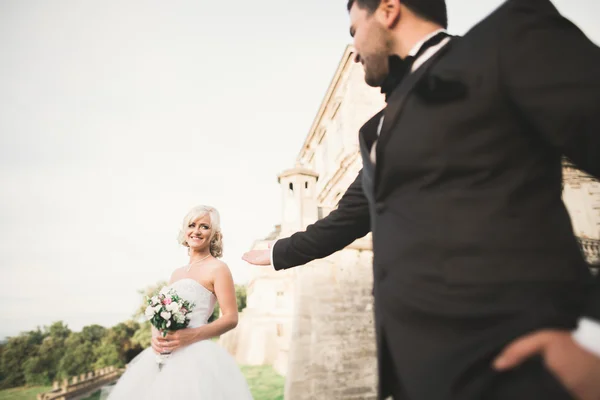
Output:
[2,0,599,339]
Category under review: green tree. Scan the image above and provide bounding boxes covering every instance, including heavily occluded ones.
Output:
[57,325,105,379]
[94,321,142,369]
[133,280,168,320]
[208,284,247,323]
[235,285,247,311]
[23,334,63,386]
[23,355,51,386]
[0,329,45,388]
[208,302,221,323]
[47,321,71,342]
[31,322,72,385]
[80,325,106,344]
[57,332,95,379]
[131,321,152,349]
[129,280,169,351]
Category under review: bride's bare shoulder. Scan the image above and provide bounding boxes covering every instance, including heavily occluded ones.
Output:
[168,266,186,284]
[206,259,231,279]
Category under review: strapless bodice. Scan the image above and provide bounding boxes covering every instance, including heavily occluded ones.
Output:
[164,278,216,328]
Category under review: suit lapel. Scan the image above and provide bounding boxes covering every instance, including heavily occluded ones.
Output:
[374,42,454,196]
[359,110,385,154]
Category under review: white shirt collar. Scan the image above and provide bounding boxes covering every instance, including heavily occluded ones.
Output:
[408,28,448,57]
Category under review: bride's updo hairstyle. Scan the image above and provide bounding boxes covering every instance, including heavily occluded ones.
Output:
[177,205,223,258]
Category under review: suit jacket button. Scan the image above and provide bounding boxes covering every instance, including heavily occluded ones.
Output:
[375,202,386,214]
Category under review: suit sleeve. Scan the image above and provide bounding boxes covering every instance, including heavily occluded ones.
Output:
[499,0,600,323]
[500,0,600,178]
[272,169,371,270]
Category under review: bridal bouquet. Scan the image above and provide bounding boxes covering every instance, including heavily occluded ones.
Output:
[145,287,195,367]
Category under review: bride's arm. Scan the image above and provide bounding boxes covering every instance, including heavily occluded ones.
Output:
[191,262,239,339]
[158,263,238,351]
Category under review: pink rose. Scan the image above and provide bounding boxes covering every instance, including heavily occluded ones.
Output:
[163,297,172,305]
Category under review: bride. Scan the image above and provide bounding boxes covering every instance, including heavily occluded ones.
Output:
[106,205,253,399]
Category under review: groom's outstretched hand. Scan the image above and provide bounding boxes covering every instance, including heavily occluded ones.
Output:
[493,329,600,400]
[242,241,274,266]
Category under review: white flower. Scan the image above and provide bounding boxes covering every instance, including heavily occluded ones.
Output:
[160,311,171,320]
[151,296,159,305]
[166,320,171,328]
[153,305,162,313]
[165,302,180,313]
[144,305,156,319]
[174,312,186,324]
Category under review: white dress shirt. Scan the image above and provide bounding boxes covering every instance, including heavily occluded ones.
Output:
[269,29,600,356]
[370,28,450,164]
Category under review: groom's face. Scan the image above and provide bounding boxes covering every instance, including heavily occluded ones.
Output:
[349,2,392,88]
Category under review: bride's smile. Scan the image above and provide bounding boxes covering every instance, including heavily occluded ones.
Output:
[186,215,212,250]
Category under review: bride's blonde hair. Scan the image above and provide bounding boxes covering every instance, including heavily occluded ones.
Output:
[177,205,223,258]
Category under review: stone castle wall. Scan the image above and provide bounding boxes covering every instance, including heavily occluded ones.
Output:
[285,243,377,400]
[224,45,600,400]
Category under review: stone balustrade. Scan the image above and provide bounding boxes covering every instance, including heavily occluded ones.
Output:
[578,237,600,269]
[37,366,123,400]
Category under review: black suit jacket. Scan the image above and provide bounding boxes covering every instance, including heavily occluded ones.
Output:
[273,0,600,397]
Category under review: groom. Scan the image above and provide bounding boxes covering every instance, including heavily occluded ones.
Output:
[244,0,600,399]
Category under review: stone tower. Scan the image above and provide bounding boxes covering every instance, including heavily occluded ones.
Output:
[278,167,320,236]
[218,167,319,376]
[282,46,383,400]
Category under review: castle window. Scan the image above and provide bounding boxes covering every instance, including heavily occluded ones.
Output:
[335,192,343,206]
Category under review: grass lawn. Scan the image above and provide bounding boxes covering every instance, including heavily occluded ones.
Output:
[0,365,284,400]
[0,386,102,400]
[242,365,285,400]
[81,390,101,400]
[0,386,51,400]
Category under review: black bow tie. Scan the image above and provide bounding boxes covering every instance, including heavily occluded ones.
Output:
[380,31,450,101]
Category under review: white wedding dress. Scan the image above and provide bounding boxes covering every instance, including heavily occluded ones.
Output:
[105,278,253,400]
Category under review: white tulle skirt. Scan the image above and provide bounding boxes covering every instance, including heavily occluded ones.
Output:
[105,340,253,400]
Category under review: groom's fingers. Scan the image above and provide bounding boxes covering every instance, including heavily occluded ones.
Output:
[242,250,270,265]
[241,251,253,263]
[494,330,554,370]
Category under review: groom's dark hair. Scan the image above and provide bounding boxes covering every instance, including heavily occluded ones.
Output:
[347,0,448,29]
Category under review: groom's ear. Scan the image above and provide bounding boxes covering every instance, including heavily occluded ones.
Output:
[376,0,402,30]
